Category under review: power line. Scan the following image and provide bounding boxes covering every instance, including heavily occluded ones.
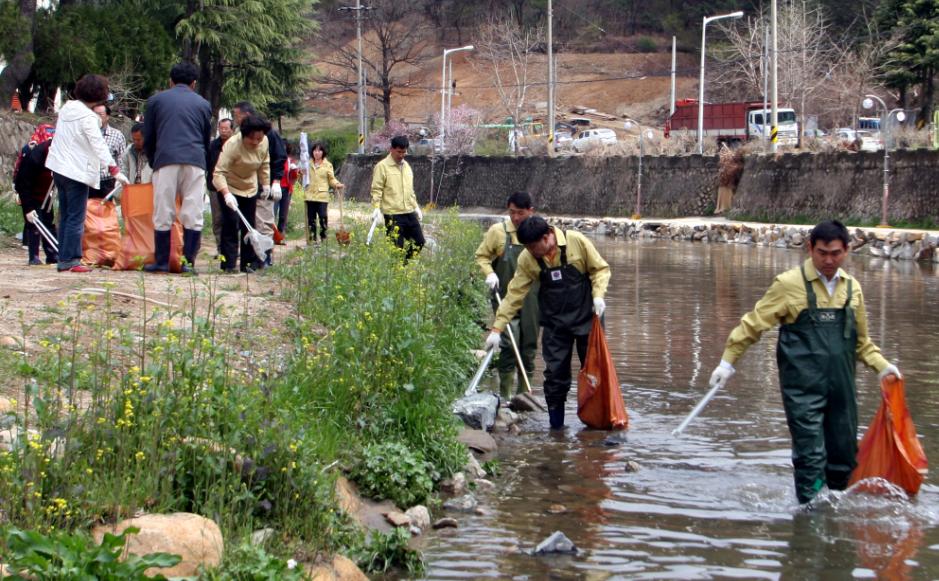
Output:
[392,69,697,92]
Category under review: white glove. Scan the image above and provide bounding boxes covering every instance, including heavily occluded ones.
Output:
[224,193,238,210]
[25,210,38,224]
[261,185,272,200]
[485,273,500,291]
[271,182,282,201]
[593,297,606,317]
[709,363,735,389]
[371,207,383,222]
[878,363,902,381]
[114,172,130,185]
[484,331,501,351]
[415,206,423,221]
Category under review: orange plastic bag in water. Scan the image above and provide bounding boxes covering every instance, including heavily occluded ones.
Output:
[849,376,928,495]
[577,315,628,430]
[82,198,121,267]
[114,184,184,272]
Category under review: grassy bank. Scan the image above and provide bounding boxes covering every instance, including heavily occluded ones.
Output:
[0,211,487,576]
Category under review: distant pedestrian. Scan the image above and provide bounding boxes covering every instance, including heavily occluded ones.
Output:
[89,104,125,199]
[370,135,424,259]
[45,74,127,273]
[207,118,235,257]
[304,142,344,244]
[143,61,212,274]
[14,124,57,265]
[274,142,300,242]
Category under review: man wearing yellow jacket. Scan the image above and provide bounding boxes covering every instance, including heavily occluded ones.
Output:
[708,220,901,504]
[370,135,424,258]
[487,216,610,429]
[475,192,540,397]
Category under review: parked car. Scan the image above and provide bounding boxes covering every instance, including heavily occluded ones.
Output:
[856,130,883,152]
[554,130,574,151]
[572,128,617,152]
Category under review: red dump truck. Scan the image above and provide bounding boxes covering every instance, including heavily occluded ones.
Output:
[665,99,799,146]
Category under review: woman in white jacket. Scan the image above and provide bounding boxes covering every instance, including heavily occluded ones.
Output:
[45,74,127,272]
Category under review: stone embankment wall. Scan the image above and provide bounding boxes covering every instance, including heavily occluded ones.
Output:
[0,114,44,185]
[339,150,939,223]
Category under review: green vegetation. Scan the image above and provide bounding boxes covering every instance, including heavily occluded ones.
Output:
[0,211,486,575]
[307,123,359,172]
[199,543,306,580]
[0,195,22,237]
[350,442,435,508]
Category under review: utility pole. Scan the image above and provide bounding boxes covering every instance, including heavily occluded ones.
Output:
[670,36,676,116]
[771,0,779,153]
[547,0,555,157]
[339,1,371,154]
[762,21,769,152]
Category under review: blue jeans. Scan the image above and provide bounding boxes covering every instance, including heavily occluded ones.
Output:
[54,173,90,270]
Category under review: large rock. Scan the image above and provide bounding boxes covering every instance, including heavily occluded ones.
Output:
[305,554,369,581]
[457,428,497,454]
[334,476,395,534]
[443,494,478,512]
[405,505,431,530]
[452,393,499,431]
[92,513,222,577]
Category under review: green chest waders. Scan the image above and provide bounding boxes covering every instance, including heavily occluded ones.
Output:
[492,223,540,396]
[777,267,858,503]
[537,242,595,423]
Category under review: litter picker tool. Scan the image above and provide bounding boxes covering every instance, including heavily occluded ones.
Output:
[25,210,58,253]
[494,291,533,394]
[465,347,495,396]
[672,382,722,436]
[234,206,274,258]
[366,211,381,245]
[335,188,350,245]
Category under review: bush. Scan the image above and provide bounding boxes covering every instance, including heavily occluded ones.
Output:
[200,543,305,581]
[350,441,434,508]
[0,194,22,237]
[353,528,423,576]
[309,124,359,173]
[636,36,657,53]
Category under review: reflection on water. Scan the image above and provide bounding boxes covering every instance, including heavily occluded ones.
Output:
[421,239,939,580]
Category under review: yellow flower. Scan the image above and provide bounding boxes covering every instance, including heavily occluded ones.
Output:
[135,451,146,461]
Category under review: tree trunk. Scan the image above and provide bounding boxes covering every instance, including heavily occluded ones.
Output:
[0,0,37,111]
[382,85,392,123]
[920,66,934,126]
[197,44,224,125]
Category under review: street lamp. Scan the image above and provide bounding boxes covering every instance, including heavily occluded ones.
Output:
[862,95,906,228]
[338,1,372,154]
[625,120,655,219]
[698,11,744,154]
[440,45,474,155]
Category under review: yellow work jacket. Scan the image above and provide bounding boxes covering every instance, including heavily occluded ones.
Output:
[212,133,270,198]
[474,219,520,277]
[721,258,889,373]
[305,159,341,202]
[370,154,417,215]
[493,227,610,331]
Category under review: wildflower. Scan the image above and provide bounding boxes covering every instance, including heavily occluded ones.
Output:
[139,376,151,384]
[86,468,93,476]
[135,451,146,461]
[287,559,297,570]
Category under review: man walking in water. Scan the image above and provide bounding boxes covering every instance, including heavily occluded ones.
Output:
[708,220,901,504]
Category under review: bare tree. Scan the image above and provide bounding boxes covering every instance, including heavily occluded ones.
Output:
[471,15,544,154]
[313,0,430,123]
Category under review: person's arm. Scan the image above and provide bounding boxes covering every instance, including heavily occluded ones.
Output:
[202,104,212,169]
[492,255,538,331]
[268,132,287,183]
[143,98,157,162]
[259,142,271,189]
[326,163,342,189]
[474,225,503,277]
[720,275,791,366]
[407,163,419,210]
[212,142,233,194]
[370,162,386,209]
[853,285,890,373]
[81,113,117,171]
[579,234,611,299]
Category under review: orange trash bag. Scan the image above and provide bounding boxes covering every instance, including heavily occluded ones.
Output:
[82,198,121,267]
[849,376,928,495]
[577,315,629,430]
[114,184,184,272]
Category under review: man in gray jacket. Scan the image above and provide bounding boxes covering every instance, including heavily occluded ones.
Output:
[143,61,212,274]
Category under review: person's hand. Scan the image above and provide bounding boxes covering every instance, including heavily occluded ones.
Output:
[261,185,272,200]
[593,297,606,317]
[415,206,423,221]
[371,207,382,222]
[709,364,735,389]
[24,210,38,224]
[878,363,902,381]
[108,165,120,177]
[224,193,238,210]
[485,272,500,291]
[484,331,501,351]
[336,182,345,190]
[114,172,130,185]
[271,182,282,201]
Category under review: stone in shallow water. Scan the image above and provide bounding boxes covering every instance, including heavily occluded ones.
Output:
[443,493,478,512]
[534,531,577,555]
[433,517,459,529]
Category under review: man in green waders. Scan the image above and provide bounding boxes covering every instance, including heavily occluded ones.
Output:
[486,216,610,429]
[474,192,540,398]
[709,220,901,504]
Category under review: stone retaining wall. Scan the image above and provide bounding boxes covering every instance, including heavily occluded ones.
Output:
[0,114,46,185]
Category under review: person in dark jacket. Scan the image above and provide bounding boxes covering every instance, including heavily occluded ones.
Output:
[206,118,234,257]
[14,126,57,265]
[143,61,213,274]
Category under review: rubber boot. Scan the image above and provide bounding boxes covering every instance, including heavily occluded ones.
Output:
[144,230,171,273]
[264,249,273,267]
[182,229,201,275]
[548,406,565,430]
[499,370,515,400]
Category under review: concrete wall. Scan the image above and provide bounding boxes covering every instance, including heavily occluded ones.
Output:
[339,149,939,223]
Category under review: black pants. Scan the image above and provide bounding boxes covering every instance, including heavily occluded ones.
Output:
[20,200,57,264]
[384,212,425,260]
[306,201,327,241]
[276,191,292,233]
[541,325,589,410]
[88,177,115,199]
[219,193,259,271]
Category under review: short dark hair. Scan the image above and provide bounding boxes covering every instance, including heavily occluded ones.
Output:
[311,141,329,157]
[74,74,109,103]
[507,191,532,209]
[131,122,144,134]
[218,118,233,129]
[517,216,550,244]
[810,220,850,249]
[240,115,272,138]
[390,135,409,150]
[232,101,256,116]
[170,62,199,85]
[103,104,112,116]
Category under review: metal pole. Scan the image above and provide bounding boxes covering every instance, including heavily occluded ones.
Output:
[771,0,779,153]
[670,36,676,116]
[698,16,707,155]
[447,58,453,127]
[356,0,365,154]
[637,130,643,217]
[762,21,769,152]
[547,0,555,156]
[440,49,448,154]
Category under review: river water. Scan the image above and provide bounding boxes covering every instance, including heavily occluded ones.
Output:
[421,237,939,580]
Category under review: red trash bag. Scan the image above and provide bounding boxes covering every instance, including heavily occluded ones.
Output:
[114,184,185,272]
[849,376,928,495]
[577,315,629,430]
[82,198,122,267]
